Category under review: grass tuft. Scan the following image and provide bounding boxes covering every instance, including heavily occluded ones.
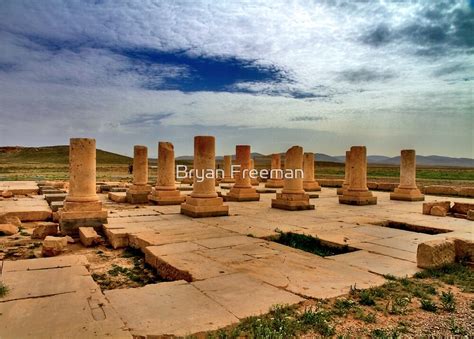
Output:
[0,282,9,298]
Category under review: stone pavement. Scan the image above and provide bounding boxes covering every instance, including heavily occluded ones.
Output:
[0,255,131,338]
[1,186,472,337]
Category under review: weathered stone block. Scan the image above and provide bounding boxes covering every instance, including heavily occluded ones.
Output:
[108,192,127,203]
[417,239,455,269]
[32,222,58,239]
[451,238,474,262]
[50,201,64,212]
[467,210,474,221]
[424,185,459,196]
[79,227,101,247]
[0,214,22,227]
[450,202,474,215]
[42,236,67,257]
[458,187,474,198]
[2,190,13,198]
[431,205,448,217]
[0,224,19,236]
[422,201,450,215]
[377,183,397,191]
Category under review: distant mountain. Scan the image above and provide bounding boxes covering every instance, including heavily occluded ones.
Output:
[3,146,471,168]
[0,146,131,164]
[180,152,474,168]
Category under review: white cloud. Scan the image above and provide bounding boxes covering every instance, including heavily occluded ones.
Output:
[0,0,472,157]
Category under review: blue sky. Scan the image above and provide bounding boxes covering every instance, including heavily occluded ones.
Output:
[0,0,472,158]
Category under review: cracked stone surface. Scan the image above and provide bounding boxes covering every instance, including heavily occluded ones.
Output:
[1,184,473,337]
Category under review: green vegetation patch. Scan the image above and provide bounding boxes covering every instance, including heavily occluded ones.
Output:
[413,263,474,293]
[272,231,357,257]
[0,282,9,298]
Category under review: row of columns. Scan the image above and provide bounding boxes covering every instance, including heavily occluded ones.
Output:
[60,137,424,225]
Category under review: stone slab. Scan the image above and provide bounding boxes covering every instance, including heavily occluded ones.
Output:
[0,292,131,338]
[108,192,127,203]
[331,250,420,277]
[2,254,90,272]
[0,198,51,221]
[1,265,97,302]
[105,281,239,337]
[0,181,39,195]
[193,273,304,319]
[192,235,264,249]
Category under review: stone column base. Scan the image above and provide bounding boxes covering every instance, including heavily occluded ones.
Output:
[272,193,315,211]
[390,187,425,201]
[225,187,260,202]
[149,190,186,205]
[251,179,260,186]
[337,185,349,195]
[59,210,108,235]
[126,185,152,204]
[221,178,235,183]
[265,179,284,188]
[339,190,377,205]
[180,196,229,218]
[303,181,321,192]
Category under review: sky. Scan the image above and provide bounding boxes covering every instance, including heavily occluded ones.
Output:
[0,0,473,158]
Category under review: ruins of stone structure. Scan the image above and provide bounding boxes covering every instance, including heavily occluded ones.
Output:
[339,146,377,205]
[337,150,351,195]
[149,142,185,205]
[265,153,284,188]
[250,159,260,186]
[303,152,321,192]
[181,136,229,217]
[221,155,235,183]
[126,146,152,203]
[58,138,107,235]
[227,146,260,201]
[272,146,314,210]
[390,149,424,201]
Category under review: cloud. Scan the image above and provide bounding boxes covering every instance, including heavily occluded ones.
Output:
[0,0,473,157]
[338,68,395,84]
[289,116,326,122]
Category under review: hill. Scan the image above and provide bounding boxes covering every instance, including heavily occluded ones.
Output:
[0,146,132,164]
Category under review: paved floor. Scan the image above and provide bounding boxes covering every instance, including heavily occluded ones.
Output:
[1,185,472,337]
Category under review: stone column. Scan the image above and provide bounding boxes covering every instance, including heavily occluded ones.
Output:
[149,142,185,205]
[303,152,321,192]
[337,150,351,195]
[227,146,260,201]
[221,155,235,183]
[272,146,314,210]
[181,136,229,217]
[127,145,152,203]
[265,153,284,188]
[250,159,260,186]
[339,146,377,205]
[59,138,107,235]
[390,149,424,201]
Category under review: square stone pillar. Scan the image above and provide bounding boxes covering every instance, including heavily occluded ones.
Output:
[390,149,424,201]
[59,138,107,235]
[337,150,351,195]
[265,153,284,188]
[250,159,260,186]
[339,146,377,205]
[226,146,260,201]
[127,145,152,203]
[272,146,315,211]
[181,136,229,217]
[221,155,235,183]
[303,152,321,192]
[149,142,185,205]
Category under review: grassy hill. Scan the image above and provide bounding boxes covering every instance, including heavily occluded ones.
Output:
[0,146,132,164]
